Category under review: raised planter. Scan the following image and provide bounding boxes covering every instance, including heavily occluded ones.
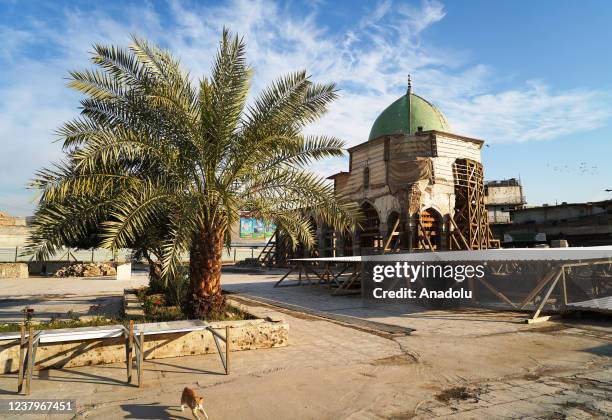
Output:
[0,294,288,374]
[0,318,288,374]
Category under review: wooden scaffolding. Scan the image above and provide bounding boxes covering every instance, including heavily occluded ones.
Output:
[257,231,299,267]
[452,158,499,250]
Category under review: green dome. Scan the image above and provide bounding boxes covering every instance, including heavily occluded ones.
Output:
[368,93,451,141]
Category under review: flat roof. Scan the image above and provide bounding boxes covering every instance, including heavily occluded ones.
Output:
[512,199,612,212]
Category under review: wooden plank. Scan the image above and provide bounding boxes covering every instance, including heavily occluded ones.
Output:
[450,217,470,250]
[477,277,516,308]
[332,270,361,296]
[518,268,559,309]
[25,327,33,395]
[418,220,435,251]
[561,271,568,308]
[17,324,25,393]
[383,218,401,253]
[526,315,553,324]
[274,267,295,287]
[530,269,563,321]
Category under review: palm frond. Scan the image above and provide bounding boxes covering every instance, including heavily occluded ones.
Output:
[28,29,360,294]
[68,69,126,100]
[99,183,170,250]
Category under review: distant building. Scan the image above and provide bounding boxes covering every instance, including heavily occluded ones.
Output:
[0,211,31,248]
[0,209,260,253]
[492,199,612,247]
[484,178,525,224]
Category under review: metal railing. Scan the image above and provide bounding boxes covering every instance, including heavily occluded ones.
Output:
[0,245,268,263]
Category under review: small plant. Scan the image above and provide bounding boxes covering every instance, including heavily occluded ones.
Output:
[166,273,189,307]
[89,304,104,319]
[0,317,121,333]
[21,306,34,327]
[142,298,154,315]
[66,310,80,321]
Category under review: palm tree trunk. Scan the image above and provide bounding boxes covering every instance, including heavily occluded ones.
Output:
[142,249,163,292]
[189,227,225,317]
[148,259,163,291]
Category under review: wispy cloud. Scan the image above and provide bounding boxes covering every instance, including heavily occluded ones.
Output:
[444,81,612,142]
[0,0,610,214]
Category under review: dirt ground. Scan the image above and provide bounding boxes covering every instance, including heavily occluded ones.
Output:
[0,271,610,419]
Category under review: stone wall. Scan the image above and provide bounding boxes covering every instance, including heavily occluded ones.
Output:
[0,262,28,278]
[0,224,31,248]
[484,185,524,206]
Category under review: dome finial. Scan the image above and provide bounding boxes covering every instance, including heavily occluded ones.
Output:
[406,74,412,96]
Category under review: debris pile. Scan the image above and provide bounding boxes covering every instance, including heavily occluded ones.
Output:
[54,262,116,277]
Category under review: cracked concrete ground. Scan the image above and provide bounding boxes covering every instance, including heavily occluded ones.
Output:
[0,271,610,419]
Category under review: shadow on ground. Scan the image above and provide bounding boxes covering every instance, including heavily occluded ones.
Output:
[121,402,183,419]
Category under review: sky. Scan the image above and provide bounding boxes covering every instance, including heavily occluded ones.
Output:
[1,0,612,215]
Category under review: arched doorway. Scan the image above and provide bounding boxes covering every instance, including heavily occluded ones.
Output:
[418,208,442,250]
[343,234,353,256]
[321,223,335,257]
[359,202,382,252]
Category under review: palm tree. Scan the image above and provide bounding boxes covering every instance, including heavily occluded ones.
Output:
[27,29,360,316]
[27,192,168,288]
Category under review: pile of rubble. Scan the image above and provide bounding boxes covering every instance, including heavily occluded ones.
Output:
[54,262,116,277]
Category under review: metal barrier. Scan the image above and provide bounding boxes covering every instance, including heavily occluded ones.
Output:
[0,245,268,263]
[6,320,230,395]
[282,248,612,322]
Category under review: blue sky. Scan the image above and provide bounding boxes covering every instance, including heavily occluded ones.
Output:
[1,0,611,215]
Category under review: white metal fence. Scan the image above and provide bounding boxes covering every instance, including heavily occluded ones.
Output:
[0,245,267,263]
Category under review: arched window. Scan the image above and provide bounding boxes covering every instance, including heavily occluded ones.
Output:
[359,202,381,250]
[419,208,442,250]
[363,166,370,189]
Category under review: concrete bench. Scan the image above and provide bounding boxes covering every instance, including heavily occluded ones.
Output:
[3,320,230,395]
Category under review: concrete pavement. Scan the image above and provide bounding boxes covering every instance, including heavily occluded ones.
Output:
[0,273,148,323]
[0,270,609,418]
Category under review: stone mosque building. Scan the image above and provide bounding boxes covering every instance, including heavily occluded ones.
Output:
[261,78,497,265]
[322,78,496,257]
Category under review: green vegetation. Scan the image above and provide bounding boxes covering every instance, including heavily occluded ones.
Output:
[0,317,119,334]
[0,293,251,333]
[26,28,360,317]
[135,272,252,322]
[137,289,251,322]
